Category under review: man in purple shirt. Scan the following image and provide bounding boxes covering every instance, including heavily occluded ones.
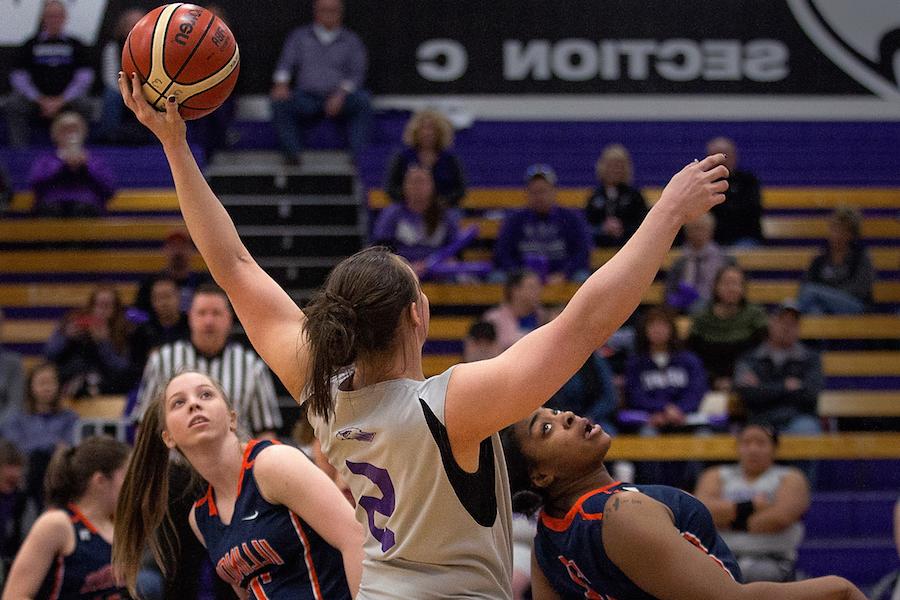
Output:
[270,0,372,164]
[5,0,94,147]
[493,164,593,284]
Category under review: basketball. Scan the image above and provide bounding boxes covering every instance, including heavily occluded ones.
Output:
[122,3,240,120]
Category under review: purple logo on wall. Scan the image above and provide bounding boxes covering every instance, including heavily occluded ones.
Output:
[336,427,376,442]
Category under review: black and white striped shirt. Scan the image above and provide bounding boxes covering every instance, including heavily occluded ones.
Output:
[135,339,282,433]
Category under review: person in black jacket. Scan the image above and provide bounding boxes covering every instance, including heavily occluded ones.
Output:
[585,143,648,247]
[798,207,874,315]
[705,137,764,247]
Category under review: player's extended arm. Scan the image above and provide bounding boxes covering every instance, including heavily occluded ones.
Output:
[2,511,70,600]
[602,491,866,600]
[254,444,365,596]
[118,72,308,398]
[447,155,729,447]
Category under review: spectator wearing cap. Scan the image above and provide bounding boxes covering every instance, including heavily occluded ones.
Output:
[705,137,764,247]
[797,206,875,315]
[134,231,210,315]
[493,164,592,284]
[733,301,823,434]
[695,422,810,582]
[585,143,649,247]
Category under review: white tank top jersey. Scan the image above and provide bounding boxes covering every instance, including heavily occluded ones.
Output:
[310,366,514,599]
[718,464,805,558]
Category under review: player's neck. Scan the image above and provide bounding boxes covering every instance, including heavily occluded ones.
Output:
[545,465,616,518]
[72,494,113,529]
[353,345,425,387]
[184,435,244,497]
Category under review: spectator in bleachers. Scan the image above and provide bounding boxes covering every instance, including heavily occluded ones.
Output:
[797,206,875,315]
[665,213,732,313]
[462,320,500,363]
[0,362,79,511]
[371,165,461,277]
[0,440,27,577]
[624,306,708,432]
[0,309,25,426]
[189,4,240,162]
[385,109,466,207]
[494,164,592,284]
[695,422,809,582]
[482,269,550,352]
[688,265,768,391]
[29,112,116,217]
[270,0,372,164]
[5,0,94,147]
[133,284,282,437]
[44,285,133,398]
[128,275,190,379]
[134,230,210,314]
[705,137,764,247]
[585,143,649,247]
[95,7,153,145]
[734,301,823,434]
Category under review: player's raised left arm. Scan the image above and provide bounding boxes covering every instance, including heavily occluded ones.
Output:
[254,444,364,597]
[118,72,307,398]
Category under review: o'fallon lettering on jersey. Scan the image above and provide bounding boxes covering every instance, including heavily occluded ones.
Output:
[216,540,284,586]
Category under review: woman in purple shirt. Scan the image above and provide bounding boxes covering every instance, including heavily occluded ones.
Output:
[371,165,460,277]
[29,112,115,216]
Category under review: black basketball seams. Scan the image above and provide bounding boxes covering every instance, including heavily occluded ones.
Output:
[158,11,218,100]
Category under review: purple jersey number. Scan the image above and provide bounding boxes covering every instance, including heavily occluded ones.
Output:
[346,460,397,552]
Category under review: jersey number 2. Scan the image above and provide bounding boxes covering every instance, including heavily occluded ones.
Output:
[346,460,397,551]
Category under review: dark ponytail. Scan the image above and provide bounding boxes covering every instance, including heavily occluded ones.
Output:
[500,426,547,517]
[303,247,419,420]
[44,436,130,508]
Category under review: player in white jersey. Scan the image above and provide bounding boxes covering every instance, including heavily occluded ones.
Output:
[120,71,729,598]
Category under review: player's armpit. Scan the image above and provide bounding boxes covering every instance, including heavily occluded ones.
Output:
[602,491,741,600]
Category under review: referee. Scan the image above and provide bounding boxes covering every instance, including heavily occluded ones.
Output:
[133,283,282,437]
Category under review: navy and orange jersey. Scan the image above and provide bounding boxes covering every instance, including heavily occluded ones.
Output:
[35,504,130,600]
[193,439,351,600]
[535,481,741,600]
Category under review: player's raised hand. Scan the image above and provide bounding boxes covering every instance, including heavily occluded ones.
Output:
[118,71,187,149]
[657,154,729,224]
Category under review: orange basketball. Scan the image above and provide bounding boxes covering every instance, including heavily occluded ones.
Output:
[122,3,239,120]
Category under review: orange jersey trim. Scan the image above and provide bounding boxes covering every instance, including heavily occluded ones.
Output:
[540,481,621,533]
[67,503,99,535]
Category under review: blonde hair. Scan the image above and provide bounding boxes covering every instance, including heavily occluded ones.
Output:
[50,112,88,145]
[402,109,454,151]
[595,143,633,185]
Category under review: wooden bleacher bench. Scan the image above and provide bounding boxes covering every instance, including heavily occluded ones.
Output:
[459,215,900,242]
[368,187,900,211]
[10,189,179,213]
[460,246,900,271]
[0,217,185,243]
[2,251,206,274]
[0,283,138,308]
[427,314,900,342]
[605,432,900,461]
[65,394,130,444]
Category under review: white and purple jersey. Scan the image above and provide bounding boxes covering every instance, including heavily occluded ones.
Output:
[310,366,514,599]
